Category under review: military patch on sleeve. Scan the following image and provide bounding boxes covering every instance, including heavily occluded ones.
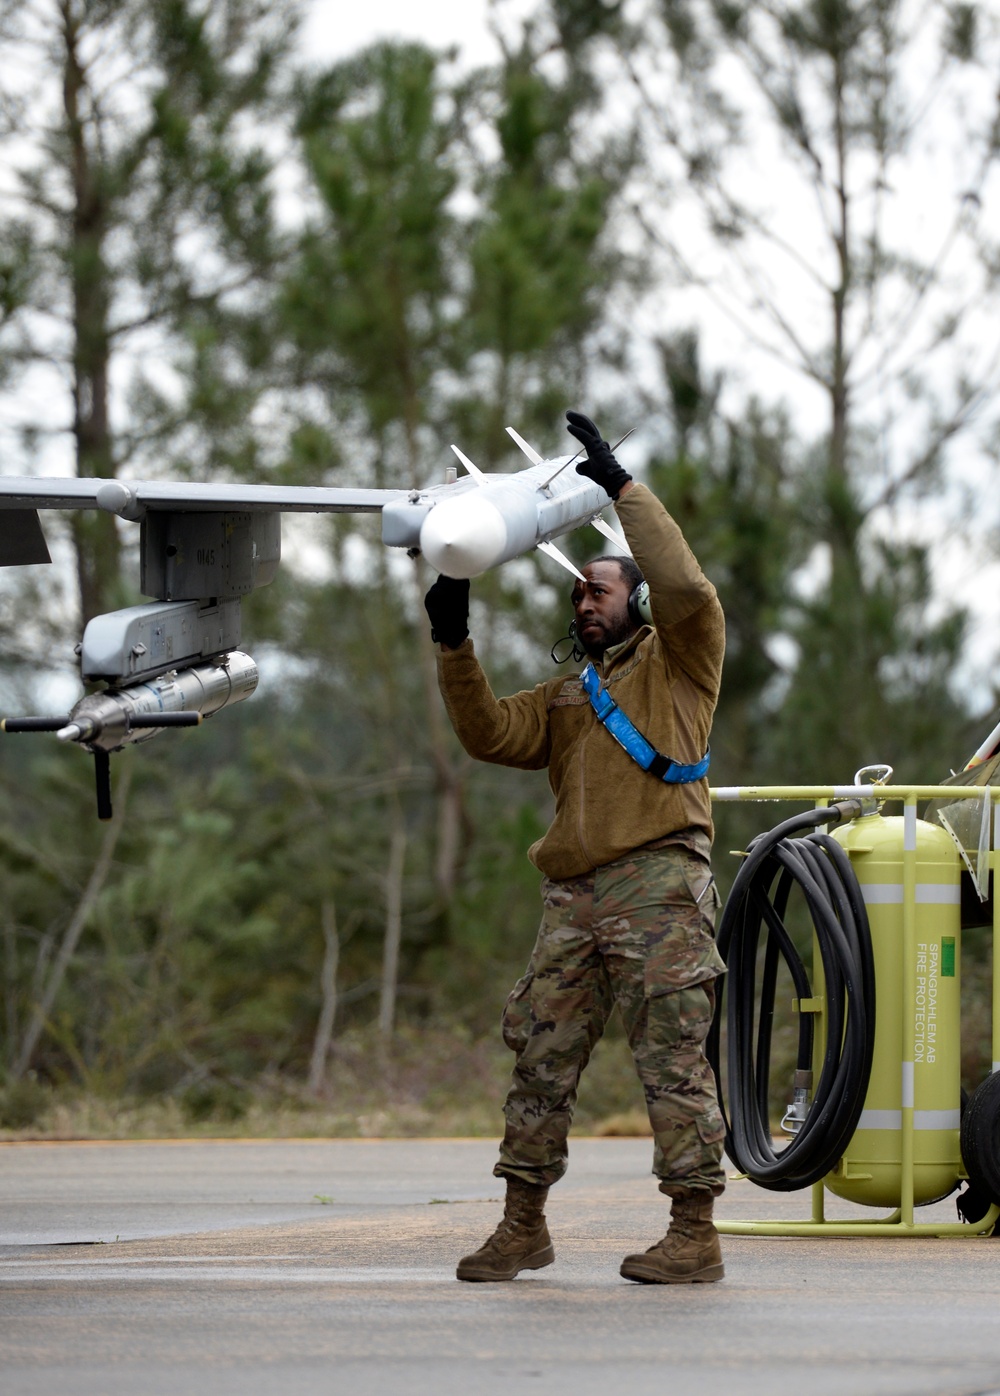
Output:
[548,677,588,709]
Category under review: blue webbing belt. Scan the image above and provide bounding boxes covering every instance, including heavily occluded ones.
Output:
[580,663,710,784]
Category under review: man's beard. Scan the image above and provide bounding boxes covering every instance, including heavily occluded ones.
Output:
[579,609,635,659]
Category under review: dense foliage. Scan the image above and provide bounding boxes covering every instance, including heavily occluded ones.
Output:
[0,0,997,1130]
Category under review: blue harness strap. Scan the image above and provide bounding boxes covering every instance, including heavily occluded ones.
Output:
[580,663,710,784]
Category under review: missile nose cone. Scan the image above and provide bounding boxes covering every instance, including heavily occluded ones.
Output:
[420,493,507,578]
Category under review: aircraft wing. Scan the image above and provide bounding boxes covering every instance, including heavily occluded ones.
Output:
[0,436,623,819]
[0,475,404,515]
[0,476,409,567]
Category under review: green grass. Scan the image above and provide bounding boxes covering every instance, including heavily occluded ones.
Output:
[0,1019,652,1141]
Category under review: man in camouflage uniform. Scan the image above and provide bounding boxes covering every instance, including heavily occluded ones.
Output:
[423,410,727,1284]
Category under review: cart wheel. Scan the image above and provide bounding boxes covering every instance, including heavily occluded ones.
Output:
[959,1074,1000,1227]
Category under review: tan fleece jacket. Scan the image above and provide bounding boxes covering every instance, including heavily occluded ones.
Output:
[436,483,725,879]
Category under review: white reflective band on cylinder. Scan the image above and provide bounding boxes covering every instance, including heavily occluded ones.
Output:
[902,1061,914,1108]
[915,1109,962,1129]
[860,884,961,905]
[856,1109,961,1131]
[858,1109,901,1130]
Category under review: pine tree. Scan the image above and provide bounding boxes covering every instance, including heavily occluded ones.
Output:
[280,35,632,1035]
[0,0,298,624]
[560,0,1000,777]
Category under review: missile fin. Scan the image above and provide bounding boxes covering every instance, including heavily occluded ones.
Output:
[450,444,487,483]
[537,540,586,581]
[541,425,636,489]
[591,516,633,555]
[505,427,544,465]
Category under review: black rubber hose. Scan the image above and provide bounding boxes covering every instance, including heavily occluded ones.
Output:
[706,806,876,1191]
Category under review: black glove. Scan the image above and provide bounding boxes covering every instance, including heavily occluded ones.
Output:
[424,574,470,648]
[565,410,632,499]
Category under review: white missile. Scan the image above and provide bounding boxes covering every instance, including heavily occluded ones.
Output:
[379,426,637,580]
[404,449,620,581]
[420,490,511,578]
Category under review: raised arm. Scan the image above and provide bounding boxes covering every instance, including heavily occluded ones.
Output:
[425,575,552,769]
[615,484,725,699]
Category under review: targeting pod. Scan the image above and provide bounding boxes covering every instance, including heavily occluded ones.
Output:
[3,651,259,819]
[53,651,259,752]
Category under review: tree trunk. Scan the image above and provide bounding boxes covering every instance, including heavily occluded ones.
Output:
[307,899,340,1096]
[3,920,18,1072]
[61,0,121,625]
[377,809,407,1042]
[12,760,131,1080]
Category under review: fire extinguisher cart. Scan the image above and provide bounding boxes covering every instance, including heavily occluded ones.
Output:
[709,779,1000,1239]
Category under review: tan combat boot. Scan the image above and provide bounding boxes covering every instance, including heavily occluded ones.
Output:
[619,1191,724,1284]
[456,1176,555,1282]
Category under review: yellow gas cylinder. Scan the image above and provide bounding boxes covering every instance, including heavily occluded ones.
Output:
[823,810,962,1207]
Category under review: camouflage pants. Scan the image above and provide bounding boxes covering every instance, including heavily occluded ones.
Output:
[495,845,727,1195]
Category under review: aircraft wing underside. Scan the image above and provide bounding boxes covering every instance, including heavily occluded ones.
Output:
[0,476,409,567]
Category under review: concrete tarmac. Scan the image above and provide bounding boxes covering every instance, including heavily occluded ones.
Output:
[2,1137,1000,1396]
